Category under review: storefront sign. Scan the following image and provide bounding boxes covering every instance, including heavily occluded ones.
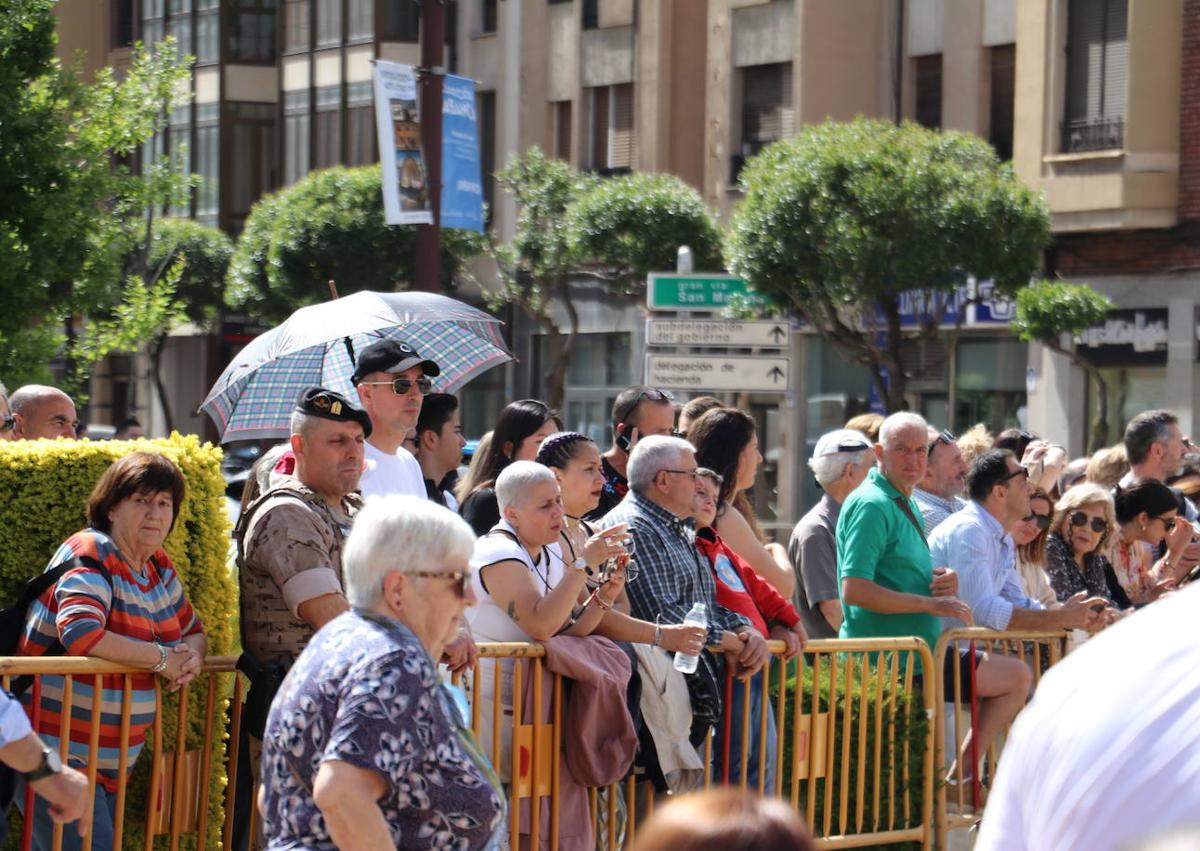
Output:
[1075,309,1168,367]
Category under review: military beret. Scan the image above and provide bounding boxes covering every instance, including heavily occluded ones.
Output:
[295,387,373,438]
[350,339,440,385]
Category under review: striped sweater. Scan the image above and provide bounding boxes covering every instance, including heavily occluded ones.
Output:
[18,530,204,790]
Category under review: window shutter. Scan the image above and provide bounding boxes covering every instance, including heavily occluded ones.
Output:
[1102,0,1127,119]
[1066,0,1127,121]
[609,83,634,169]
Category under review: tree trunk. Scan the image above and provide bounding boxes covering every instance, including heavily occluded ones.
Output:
[880,294,909,411]
[543,323,568,411]
[151,332,175,434]
[1081,360,1110,453]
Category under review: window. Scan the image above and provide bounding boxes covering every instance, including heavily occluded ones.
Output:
[111,0,136,48]
[143,0,166,47]
[584,83,634,174]
[477,90,495,226]
[582,0,598,29]
[953,339,1027,434]
[229,102,278,229]
[314,85,341,168]
[284,0,310,51]
[1063,0,1127,152]
[347,0,372,41]
[346,82,375,166]
[195,103,220,221]
[988,45,1015,161]
[196,5,219,63]
[229,0,278,62]
[914,54,942,129]
[284,89,311,185]
[381,0,419,40]
[536,333,632,444]
[316,0,341,46]
[479,0,497,34]
[167,7,192,61]
[167,104,192,217]
[735,62,793,181]
[549,100,572,161]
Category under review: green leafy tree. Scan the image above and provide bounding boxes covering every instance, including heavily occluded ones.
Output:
[482,148,723,409]
[727,118,1051,411]
[0,1,194,392]
[1012,280,1114,452]
[225,165,481,323]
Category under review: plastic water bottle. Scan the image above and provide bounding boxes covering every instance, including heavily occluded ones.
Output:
[673,603,708,674]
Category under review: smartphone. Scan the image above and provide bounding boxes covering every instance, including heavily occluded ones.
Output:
[616,425,636,453]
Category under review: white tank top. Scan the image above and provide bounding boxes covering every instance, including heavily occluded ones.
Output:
[466,520,566,642]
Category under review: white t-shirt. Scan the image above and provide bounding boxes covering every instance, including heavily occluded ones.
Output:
[359,441,426,500]
[976,582,1200,851]
[465,520,565,643]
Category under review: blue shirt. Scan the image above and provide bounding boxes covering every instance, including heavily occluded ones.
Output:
[928,500,1042,631]
[913,488,965,536]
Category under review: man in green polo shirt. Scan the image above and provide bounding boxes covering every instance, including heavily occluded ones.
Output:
[837,411,1030,797]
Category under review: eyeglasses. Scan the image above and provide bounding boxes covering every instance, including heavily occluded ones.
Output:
[1154,515,1177,531]
[0,415,13,433]
[1068,512,1108,533]
[410,570,471,597]
[927,429,956,456]
[1022,512,1052,529]
[360,376,434,396]
[999,466,1029,485]
[662,468,699,481]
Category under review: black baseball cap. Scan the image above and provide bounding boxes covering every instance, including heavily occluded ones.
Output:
[295,387,373,438]
[350,340,440,385]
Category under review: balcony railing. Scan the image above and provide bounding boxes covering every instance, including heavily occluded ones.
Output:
[1060,116,1125,153]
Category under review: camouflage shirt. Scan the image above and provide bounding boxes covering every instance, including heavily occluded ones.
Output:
[238,475,362,663]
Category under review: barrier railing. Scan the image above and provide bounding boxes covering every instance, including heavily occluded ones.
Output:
[0,638,940,850]
[931,628,1070,849]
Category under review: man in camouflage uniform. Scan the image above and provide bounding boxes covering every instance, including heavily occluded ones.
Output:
[239,387,371,665]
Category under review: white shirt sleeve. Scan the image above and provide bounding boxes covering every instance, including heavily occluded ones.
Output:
[0,691,32,749]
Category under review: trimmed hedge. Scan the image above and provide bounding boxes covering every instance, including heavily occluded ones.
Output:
[0,434,235,849]
[770,654,928,847]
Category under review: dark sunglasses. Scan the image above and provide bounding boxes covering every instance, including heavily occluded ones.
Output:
[927,429,956,456]
[1068,512,1108,533]
[1022,512,1052,529]
[410,570,471,597]
[999,466,1029,484]
[361,376,434,396]
[0,414,13,433]
[637,388,675,404]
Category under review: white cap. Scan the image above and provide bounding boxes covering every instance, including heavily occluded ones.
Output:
[813,428,873,459]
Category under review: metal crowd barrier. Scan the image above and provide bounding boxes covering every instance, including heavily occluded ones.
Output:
[0,638,942,851]
[931,628,1070,849]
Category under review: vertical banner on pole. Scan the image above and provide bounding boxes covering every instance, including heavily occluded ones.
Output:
[440,74,484,233]
[373,60,434,225]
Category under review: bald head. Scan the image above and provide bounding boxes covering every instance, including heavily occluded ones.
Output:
[11,385,78,440]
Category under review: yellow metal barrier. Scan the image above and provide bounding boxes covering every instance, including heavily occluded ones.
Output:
[0,637,945,850]
[931,628,1069,849]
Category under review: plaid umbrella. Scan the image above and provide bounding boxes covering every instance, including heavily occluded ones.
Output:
[201,291,513,443]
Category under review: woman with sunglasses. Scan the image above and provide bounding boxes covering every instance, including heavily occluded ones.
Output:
[535,432,708,655]
[687,408,796,599]
[260,496,505,851]
[1044,484,1131,626]
[456,400,562,536]
[1013,486,1058,607]
[1111,478,1193,605]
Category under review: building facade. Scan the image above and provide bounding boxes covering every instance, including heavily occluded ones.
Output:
[52,0,1198,526]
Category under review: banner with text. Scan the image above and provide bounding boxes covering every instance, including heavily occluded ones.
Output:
[373,60,433,225]
[440,74,484,232]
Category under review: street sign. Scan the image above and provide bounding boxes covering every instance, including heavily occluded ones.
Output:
[646,273,772,311]
[646,354,789,393]
[646,318,789,348]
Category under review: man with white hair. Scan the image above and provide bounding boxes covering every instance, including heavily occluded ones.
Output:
[9,384,78,440]
[599,436,764,679]
[788,428,874,639]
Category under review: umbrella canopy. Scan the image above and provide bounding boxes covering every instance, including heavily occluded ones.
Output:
[201,291,513,443]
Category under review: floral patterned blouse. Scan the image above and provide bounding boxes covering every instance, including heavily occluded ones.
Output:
[1110,534,1160,606]
[1045,534,1131,610]
[261,609,505,850]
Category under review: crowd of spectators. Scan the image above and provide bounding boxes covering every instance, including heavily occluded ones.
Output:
[4,353,1200,849]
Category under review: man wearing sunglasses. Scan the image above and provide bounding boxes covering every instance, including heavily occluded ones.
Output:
[352,339,441,501]
[589,385,679,521]
[914,427,967,535]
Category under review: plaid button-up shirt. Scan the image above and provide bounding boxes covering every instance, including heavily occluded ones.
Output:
[599,490,750,644]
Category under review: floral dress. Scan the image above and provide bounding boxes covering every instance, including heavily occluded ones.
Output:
[260,609,505,850]
[1110,535,1160,606]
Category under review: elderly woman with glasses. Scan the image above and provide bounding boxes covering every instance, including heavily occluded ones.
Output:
[259,496,504,851]
[1111,478,1193,606]
[1044,483,1130,627]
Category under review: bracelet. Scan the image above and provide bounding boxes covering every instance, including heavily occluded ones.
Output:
[653,624,662,646]
[151,643,168,674]
[594,596,613,611]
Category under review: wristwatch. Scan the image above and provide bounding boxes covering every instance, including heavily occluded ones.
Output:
[571,557,589,573]
[21,745,63,783]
